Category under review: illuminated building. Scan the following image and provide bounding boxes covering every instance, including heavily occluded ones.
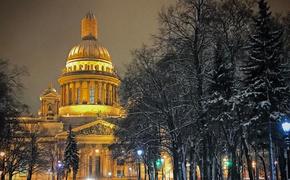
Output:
[16,12,136,180]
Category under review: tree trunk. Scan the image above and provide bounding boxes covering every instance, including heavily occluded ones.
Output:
[8,172,13,180]
[73,172,76,180]
[189,147,196,180]
[172,148,179,180]
[65,171,68,180]
[148,162,155,180]
[155,168,158,180]
[202,139,209,180]
[27,166,33,180]
[259,154,268,180]
[278,147,286,180]
[230,148,239,180]
[242,136,254,180]
[144,165,147,180]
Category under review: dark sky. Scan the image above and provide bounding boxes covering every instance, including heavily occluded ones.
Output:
[0,0,289,114]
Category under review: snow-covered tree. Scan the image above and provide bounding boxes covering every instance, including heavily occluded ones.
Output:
[241,0,289,142]
[240,0,290,179]
[113,0,290,179]
[63,125,79,180]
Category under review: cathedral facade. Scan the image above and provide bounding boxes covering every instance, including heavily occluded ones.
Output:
[17,13,136,180]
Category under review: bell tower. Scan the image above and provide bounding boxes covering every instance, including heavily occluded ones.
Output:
[39,84,60,119]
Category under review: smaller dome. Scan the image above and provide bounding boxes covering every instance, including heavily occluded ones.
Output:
[42,84,57,96]
[67,40,111,62]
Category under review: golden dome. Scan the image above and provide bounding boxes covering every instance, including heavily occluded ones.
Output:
[67,40,111,62]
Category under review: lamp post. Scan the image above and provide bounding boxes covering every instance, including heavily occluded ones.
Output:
[0,152,5,180]
[56,160,63,180]
[282,118,290,180]
[137,149,143,180]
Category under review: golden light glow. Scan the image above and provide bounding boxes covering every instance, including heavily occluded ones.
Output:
[65,60,113,74]
[59,104,121,117]
[252,161,256,168]
[0,152,5,157]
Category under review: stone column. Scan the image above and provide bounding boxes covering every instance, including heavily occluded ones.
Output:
[116,86,119,104]
[105,83,109,105]
[98,82,102,104]
[110,84,113,105]
[102,82,106,105]
[87,81,90,104]
[94,81,98,104]
[59,86,62,106]
[112,85,115,105]
[107,84,110,105]
[72,82,75,104]
[79,81,83,104]
[63,85,65,106]
[65,83,69,106]
[61,85,64,106]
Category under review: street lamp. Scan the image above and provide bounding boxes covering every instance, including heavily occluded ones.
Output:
[137,149,143,156]
[56,161,63,180]
[137,149,143,180]
[282,117,290,180]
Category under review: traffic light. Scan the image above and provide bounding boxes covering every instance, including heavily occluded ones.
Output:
[223,158,233,168]
[155,158,164,170]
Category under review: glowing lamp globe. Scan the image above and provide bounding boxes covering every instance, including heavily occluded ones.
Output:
[282,122,290,134]
[57,161,63,168]
[0,152,5,157]
[137,149,143,156]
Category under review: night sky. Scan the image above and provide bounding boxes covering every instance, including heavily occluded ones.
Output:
[0,0,289,114]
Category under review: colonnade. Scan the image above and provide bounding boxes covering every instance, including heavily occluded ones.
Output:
[60,81,118,106]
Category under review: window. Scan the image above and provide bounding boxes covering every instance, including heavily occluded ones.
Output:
[76,88,80,104]
[117,170,124,177]
[89,87,95,104]
[117,159,124,165]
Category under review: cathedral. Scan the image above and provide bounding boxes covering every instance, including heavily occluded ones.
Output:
[17,12,137,180]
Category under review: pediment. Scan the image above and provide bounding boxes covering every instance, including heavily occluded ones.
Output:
[44,92,58,97]
[57,119,115,137]
[75,122,114,135]
[41,92,60,99]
